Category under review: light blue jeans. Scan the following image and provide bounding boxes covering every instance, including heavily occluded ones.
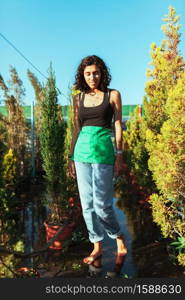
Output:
[74,161,122,243]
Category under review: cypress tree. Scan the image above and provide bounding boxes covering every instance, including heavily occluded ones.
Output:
[122,7,185,266]
[39,65,66,222]
[0,67,28,179]
[144,6,185,266]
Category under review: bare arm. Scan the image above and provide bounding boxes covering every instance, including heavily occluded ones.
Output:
[68,93,82,178]
[68,93,81,159]
[111,90,123,176]
[112,90,122,151]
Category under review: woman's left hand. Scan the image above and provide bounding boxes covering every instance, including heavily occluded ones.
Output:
[114,154,123,177]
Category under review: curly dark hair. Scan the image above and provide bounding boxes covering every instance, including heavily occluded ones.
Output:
[74,55,111,92]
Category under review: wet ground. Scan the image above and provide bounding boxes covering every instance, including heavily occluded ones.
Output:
[32,195,184,279]
[102,198,137,277]
[32,197,137,278]
[4,182,183,279]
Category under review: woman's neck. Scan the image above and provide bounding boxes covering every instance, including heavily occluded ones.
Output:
[88,88,100,95]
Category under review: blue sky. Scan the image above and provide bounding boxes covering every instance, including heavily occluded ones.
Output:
[1,0,185,106]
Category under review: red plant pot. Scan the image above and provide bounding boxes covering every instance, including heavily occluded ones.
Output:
[44,222,75,250]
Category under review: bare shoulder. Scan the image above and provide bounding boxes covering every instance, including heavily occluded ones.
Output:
[109,89,122,105]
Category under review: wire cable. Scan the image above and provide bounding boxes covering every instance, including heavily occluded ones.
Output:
[0,32,69,101]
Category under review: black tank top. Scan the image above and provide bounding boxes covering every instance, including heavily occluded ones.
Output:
[78,90,114,129]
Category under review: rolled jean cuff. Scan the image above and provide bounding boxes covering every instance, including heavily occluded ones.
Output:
[107,230,123,240]
[89,236,104,243]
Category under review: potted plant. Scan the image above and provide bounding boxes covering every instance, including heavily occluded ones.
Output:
[44,187,80,250]
[39,65,81,249]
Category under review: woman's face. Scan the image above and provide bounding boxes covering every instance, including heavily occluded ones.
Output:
[83,64,101,90]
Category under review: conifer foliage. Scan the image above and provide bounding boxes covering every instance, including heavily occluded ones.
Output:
[39,65,65,190]
[0,67,29,179]
[0,68,28,247]
[123,6,185,266]
[27,70,44,173]
[144,6,184,133]
[122,105,156,193]
[144,7,185,266]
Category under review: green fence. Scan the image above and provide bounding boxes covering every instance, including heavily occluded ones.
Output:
[0,104,143,120]
[0,106,31,118]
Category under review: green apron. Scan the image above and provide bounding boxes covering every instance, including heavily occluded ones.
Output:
[71,126,115,165]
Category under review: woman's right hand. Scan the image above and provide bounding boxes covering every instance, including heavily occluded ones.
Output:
[68,160,76,179]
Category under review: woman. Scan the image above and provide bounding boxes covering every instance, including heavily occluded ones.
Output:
[68,55,127,271]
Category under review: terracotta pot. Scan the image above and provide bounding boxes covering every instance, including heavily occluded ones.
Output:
[44,221,75,250]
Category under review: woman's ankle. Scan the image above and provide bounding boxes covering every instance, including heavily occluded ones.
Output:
[116,235,127,254]
[93,241,102,253]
